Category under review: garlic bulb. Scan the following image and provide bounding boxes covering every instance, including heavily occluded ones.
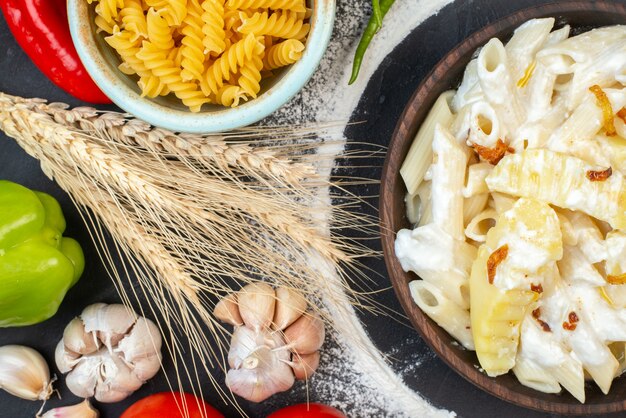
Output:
[55,303,162,403]
[40,399,99,418]
[0,345,54,401]
[215,284,324,402]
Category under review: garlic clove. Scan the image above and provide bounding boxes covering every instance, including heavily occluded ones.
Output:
[290,351,320,380]
[225,345,294,403]
[81,304,137,351]
[227,326,258,369]
[116,317,162,363]
[0,345,53,401]
[213,294,244,326]
[129,353,162,381]
[228,325,287,370]
[98,351,143,394]
[40,399,99,418]
[283,312,325,355]
[94,385,133,404]
[272,287,307,331]
[63,318,100,355]
[65,354,100,399]
[237,283,276,331]
[55,341,80,374]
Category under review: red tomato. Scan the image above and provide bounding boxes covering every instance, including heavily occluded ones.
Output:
[121,392,224,418]
[268,403,346,418]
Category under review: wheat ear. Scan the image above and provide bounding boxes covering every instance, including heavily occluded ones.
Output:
[0,92,383,415]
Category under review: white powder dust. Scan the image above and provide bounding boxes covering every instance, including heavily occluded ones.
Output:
[266,0,456,417]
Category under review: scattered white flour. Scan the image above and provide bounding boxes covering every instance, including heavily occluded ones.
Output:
[267,0,457,417]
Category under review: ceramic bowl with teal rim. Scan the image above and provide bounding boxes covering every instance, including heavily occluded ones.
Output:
[67,0,335,133]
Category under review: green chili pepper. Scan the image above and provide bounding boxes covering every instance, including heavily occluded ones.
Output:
[371,0,382,30]
[348,0,396,85]
[0,180,84,326]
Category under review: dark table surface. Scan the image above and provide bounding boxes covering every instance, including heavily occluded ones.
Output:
[1,0,625,417]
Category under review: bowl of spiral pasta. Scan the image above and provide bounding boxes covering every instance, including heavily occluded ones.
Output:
[67,0,334,133]
[380,1,626,414]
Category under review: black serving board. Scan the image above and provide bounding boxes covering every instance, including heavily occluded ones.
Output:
[0,0,622,417]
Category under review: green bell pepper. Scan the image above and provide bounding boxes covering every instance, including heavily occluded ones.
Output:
[0,180,84,326]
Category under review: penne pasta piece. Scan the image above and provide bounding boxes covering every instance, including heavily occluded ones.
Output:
[490,192,516,214]
[562,211,607,263]
[464,208,497,243]
[604,285,626,308]
[580,350,619,395]
[605,230,626,277]
[559,303,620,394]
[567,42,626,110]
[546,94,603,163]
[463,162,493,197]
[400,91,456,195]
[600,134,626,175]
[505,18,554,82]
[463,193,489,226]
[431,124,468,240]
[555,211,578,246]
[395,224,476,309]
[558,245,605,285]
[516,307,585,402]
[477,38,526,133]
[523,26,570,122]
[550,355,586,403]
[405,180,432,225]
[537,26,626,74]
[467,101,503,148]
[451,59,481,112]
[409,280,474,350]
[513,356,561,394]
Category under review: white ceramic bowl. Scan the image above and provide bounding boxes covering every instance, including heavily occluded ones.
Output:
[67,0,335,133]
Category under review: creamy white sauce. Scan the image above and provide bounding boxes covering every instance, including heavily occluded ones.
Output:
[394,224,474,282]
[519,314,567,368]
[606,231,626,274]
[519,281,626,370]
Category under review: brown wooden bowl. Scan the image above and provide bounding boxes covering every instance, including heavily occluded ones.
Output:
[380,1,626,415]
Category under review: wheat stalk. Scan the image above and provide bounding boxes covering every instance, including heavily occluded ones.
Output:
[0,92,384,414]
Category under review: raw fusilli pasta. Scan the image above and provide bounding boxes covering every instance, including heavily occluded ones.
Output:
[119,0,148,40]
[88,0,310,110]
[137,42,210,111]
[180,1,206,81]
[147,8,175,50]
[201,0,227,54]
[263,39,304,70]
[203,33,262,95]
[216,84,247,107]
[226,0,306,13]
[237,10,307,39]
[95,0,124,24]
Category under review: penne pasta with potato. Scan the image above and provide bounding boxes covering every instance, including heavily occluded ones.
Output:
[394,19,626,403]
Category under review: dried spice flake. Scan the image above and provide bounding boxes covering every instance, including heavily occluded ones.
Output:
[472,139,510,165]
[589,85,617,136]
[517,60,536,88]
[563,311,579,331]
[532,307,551,332]
[586,167,613,182]
[617,107,626,124]
[532,307,541,319]
[487,244,508,284]
[607,273,626,285]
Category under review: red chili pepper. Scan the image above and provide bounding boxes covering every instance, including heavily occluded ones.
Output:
[0,0,112,104]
